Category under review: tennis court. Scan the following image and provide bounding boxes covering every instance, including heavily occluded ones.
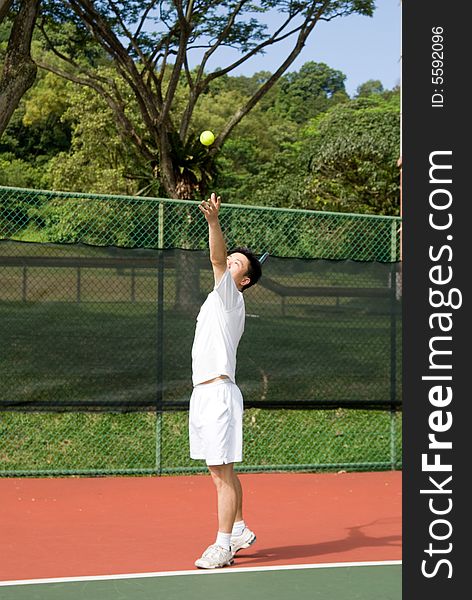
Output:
[0,471,401,599]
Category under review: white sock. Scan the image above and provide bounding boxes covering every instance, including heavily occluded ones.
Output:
[215,531,232,550]
[232,520,246,537]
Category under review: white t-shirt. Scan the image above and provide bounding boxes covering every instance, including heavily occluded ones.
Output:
[191,269,245,386]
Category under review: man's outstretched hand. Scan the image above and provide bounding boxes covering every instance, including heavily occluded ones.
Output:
[199,192,227,279]
[199,192,221,223]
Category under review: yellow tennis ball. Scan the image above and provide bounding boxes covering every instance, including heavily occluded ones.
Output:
[200,130,215,146]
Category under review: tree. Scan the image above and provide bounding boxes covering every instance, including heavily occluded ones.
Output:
[355,78,383,97]
[306,94,400,215]
[35,0,375,201]
[275,61,348,123]
[0,0,40,137]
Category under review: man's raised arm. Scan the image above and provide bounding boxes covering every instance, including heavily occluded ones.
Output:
[198,192,227,285]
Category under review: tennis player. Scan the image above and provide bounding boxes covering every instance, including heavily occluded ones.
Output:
[190,192,262,569]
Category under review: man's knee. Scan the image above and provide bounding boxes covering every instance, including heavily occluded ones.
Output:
[209,463,234,487]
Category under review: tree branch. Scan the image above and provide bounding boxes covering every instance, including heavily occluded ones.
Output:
[195,0,249,84]
[65,0,166,149]
[202,16,303,86]
[209,0,331,153]
[143,22,180,88]
[36,58,156,163]
[106,0,166,108]
[37,20,117,89]
[179,3,303,143]
[180,0,296,143]
[134,0,159,41]
[158,0,192,126]
[107,0,149,62]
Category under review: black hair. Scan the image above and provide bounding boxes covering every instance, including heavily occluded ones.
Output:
[228,247,262,291]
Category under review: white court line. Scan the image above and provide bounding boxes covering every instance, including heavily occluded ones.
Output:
[0,560,402,587]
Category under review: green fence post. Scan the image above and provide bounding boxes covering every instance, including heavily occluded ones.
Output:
[155,202,165,475]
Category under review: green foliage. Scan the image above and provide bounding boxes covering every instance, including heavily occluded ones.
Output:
[0,17,12,48]
[1,28,400,217]
[0,153,43,188]
[35,197,159,246]
[0,70,71,189]
[2,0,382,202]
[36,4,104,68]
[355,79,384,97]
[28,0,375,200]
[0,75,401,216]
[214,108,301,205]
[22,72,70,129]
[305,94,401,215]
[275,62,349,123]
[208,71,278,112]
[1,0,380,204]
[214,90,400,216]
[217,129,305,207]
[45,78,147,195]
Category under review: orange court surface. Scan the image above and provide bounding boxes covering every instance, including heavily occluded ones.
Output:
[0,470,401,583]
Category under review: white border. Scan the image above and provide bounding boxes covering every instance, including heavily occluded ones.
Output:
[0,560,402,587]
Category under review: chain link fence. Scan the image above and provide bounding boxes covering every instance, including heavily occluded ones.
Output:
[0,186,400,260]
[0,186,402,476]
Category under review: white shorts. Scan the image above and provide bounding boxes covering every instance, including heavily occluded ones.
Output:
[189,379,243,466]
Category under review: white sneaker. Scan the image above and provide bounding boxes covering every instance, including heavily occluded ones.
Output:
[195,544,234,569]
[231,527,256,554]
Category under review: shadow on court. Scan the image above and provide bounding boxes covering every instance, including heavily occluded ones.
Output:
[234,523,402,566]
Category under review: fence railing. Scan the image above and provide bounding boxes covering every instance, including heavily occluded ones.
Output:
[0,186,402,476]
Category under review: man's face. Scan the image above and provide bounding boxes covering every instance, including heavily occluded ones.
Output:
[227,252,251,291]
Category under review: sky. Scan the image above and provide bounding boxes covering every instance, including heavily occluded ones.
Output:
[188,0,401,98]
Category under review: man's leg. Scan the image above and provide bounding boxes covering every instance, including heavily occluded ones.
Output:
[194,463,236,569]
[209,464,256,553]
[233,470,243,522]
[229,470,257,554]
[209,463,238,533]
